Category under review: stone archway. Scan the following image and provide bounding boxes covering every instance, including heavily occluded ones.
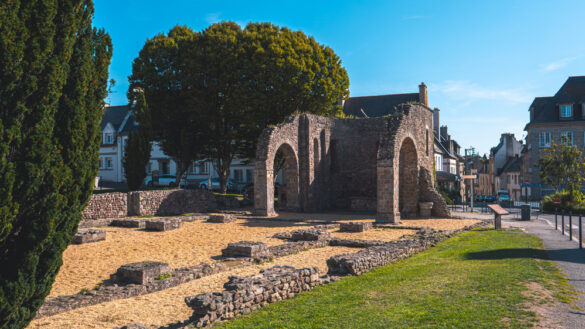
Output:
[274,143,300,211]
[254,141,300,216]
[398,137,419,218]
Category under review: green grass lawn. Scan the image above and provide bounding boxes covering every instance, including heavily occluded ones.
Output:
[218,228,574,329]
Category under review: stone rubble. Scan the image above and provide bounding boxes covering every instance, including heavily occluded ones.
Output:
[144,218,182,231]
[339,222,373,232]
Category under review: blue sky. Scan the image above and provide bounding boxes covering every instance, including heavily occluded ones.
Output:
[94,0,585,155]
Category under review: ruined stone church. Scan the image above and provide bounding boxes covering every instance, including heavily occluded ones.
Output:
[253,83,450,223]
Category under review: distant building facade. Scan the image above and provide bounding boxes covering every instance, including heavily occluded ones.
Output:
[524,76,585,198]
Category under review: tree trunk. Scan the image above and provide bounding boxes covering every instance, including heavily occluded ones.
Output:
[175,159,189,189]
[214,155,232,194]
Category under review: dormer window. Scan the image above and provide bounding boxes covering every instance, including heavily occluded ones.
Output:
[104,133,113,144]
[560,104,572,118]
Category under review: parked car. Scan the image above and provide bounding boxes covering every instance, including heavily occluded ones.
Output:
[199,178,235,191]
[145,174,178,187]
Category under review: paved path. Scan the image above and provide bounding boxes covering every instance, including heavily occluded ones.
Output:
[502,218,585,329]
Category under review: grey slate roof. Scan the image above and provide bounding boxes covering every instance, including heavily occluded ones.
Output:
[342,93,421,117]
[498,156,521,175]
[527,76,585,127]
[100,105,131,131]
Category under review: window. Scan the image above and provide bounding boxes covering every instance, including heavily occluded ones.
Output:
[198,162,208,174]
[560,131,574,146]
[450,166,456,175]
[104,133,113,144]
[105,157,113,169]
[434,155,442,171]
[538,132,551,148]
[246,169,253,183]
[98,158,103,169]
[146,162,152,174]
[560,104,573,118]
[233,169,243,182]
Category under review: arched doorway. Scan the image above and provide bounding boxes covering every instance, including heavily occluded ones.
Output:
[273,143,300,211]
[399,137,418,218]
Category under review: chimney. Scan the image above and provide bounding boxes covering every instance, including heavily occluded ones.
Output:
[433,108,440,137]
[419,82,428,106]
[440,126,448,142]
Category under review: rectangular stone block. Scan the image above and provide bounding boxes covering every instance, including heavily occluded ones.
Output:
[222,241,271,258]
[113,261,172,285]
[339,222,373,232]
[110,219,145,228]
[289,229,331,241]
[71,229,106,244]
[208,214,235,223]
[145,219,181,231]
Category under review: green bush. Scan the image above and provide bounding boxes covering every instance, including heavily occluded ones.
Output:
[542,190,585,214]
[440,190,454,205]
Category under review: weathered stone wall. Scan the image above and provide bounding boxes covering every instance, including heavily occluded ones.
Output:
[128,189,219,216]
[185,266,321,328]
[82,193,127,220]
[254,105,442,221]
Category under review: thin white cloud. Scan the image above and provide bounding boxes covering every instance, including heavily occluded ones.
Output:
[205,12,221,24]
[540,57,577,72]
[430,80,532,104]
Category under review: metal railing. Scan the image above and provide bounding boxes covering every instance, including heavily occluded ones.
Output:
[553,208,583,249]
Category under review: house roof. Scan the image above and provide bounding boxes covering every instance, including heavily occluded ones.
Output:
[527,76,585,127]
[498,156,521,175]
[342,93,421,117]
[100,105,132,131]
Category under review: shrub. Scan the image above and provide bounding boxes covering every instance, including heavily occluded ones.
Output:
[542,190,585,214]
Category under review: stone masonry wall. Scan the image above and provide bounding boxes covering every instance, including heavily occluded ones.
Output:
[82,193,127,220]
[128,189,219,216]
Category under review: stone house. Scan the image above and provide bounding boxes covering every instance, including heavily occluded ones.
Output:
[524,76,585,198]
[488,133,523,200]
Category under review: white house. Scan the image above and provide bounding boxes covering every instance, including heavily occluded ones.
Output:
[98,105,256,186]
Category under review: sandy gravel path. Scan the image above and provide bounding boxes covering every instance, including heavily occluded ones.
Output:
[29,246,358,329]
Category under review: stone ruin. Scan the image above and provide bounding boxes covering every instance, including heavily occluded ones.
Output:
[207,213,236,223]
[339,222,372,232]
[253,104,450,223]
[221,241,271,259]
[71,229,106,244]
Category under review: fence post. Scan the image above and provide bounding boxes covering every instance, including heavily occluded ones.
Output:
[555,208,558,230]
[569,212,573,241]
[562,210,565,236]
[579,214,583,249]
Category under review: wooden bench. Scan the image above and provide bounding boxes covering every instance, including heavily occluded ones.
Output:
[487,204,509,230]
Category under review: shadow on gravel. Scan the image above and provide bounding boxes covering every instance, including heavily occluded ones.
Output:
[465,248,585,265]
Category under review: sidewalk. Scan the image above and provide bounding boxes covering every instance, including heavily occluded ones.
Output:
[503,218,585,329]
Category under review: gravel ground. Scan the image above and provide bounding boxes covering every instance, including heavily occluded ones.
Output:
[29,246,359,329]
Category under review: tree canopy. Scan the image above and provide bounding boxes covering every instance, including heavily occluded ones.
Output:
[537,138,585,200]
[129,22,349,192]
[0,0,112,327]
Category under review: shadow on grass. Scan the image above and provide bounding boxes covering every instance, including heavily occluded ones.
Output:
[465,248,585,265]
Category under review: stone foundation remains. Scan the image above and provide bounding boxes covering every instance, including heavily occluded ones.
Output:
[110,218,145,228]
[289,228,331,241]
[221,241,271,259]
[145,218,182,231]
[71,229,106,245]
[208,214,236,223]
[185,266,321,328]
[339,222,372,232]
[112,261,172,285]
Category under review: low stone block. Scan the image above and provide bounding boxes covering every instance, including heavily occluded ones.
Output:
[339,222,373,232]
[289,228,331,241]
[113,261,172,285]
[208,214,235,223]
[145,218,181,231]
[71,229,106,244]
[222,241,271,258]
[110,218,145,228]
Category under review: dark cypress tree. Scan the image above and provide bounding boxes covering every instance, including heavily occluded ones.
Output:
[0,1,112,327]
[123,89,152,191]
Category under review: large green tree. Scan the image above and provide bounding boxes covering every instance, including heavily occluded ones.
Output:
[0,1,112,327]
[538,138,585,201]
[129,22,349,193]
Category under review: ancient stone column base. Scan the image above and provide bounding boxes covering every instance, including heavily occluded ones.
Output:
[375,212,401,224]
[253,209,277,217]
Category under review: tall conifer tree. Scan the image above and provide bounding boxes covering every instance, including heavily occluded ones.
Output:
[0,1,112,327]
